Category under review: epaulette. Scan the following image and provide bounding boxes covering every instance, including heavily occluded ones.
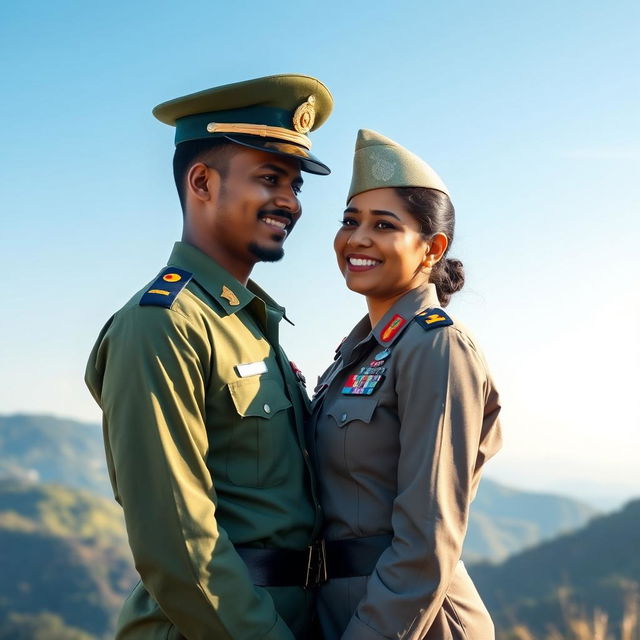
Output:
[414,308,453,332]
[139,267,193,308]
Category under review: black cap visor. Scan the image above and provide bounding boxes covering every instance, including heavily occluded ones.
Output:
[223,134,330,175]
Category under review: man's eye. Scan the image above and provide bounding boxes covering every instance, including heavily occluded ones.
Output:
[293,184,302,195]
[262,175,277,184]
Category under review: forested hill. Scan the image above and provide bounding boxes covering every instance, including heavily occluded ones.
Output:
[0,479,136,638]
[466,477,596,562]
[470,498,640,638]
[0,413,621,638]
[0,414,109,496]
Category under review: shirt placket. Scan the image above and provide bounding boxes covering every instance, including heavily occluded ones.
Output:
[249,299,323,539]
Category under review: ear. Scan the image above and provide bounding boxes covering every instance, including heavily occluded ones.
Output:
[186,162,221,203]
[422,232,449,268]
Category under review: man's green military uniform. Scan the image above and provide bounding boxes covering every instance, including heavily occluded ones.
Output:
[85,75,333,640]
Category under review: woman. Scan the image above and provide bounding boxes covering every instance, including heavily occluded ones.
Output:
[310,130,502,640]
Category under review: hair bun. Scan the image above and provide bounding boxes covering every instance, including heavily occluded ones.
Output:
[437,258,465,307]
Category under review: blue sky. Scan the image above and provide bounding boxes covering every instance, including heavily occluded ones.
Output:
[1,0,638,508]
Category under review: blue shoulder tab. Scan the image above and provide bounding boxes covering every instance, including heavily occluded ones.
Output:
[140,267,193,308]
[414,308,453,332]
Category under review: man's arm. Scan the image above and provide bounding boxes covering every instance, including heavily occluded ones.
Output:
[86,304,294,640]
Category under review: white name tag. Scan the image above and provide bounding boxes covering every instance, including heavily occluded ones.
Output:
[236,361,268,378]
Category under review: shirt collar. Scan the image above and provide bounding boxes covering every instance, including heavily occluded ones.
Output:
[338,282,441,360]
[167,241,285,317]
[372,281,440,347]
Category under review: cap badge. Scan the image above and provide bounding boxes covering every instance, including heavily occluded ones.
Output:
[221,285,240,306]
[369,153,396,182]
[292,95,316,134]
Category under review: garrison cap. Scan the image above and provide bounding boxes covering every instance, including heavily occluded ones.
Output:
[347,129,449,202]
[153,74,333,175]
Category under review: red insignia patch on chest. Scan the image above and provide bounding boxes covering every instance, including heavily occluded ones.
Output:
[289,361,306,386]
[380,314,406,342]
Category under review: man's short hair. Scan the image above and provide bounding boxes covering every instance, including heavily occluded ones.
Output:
[173,139,240,212]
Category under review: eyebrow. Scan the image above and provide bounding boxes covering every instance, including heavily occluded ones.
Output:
[343,207,401,221]
[261,163,304,186]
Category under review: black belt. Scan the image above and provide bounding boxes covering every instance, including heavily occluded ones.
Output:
[324,534,393,579]
[235,541,327,588]
[236,534,392,587]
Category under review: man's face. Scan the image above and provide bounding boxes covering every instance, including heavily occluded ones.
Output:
[203,148,303,272]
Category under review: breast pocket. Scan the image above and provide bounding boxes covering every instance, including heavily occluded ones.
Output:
[326,397,378,429]
[327,396,397,482]
[226,376,293,488]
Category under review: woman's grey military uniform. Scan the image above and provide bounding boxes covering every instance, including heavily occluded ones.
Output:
[309,281,503,640]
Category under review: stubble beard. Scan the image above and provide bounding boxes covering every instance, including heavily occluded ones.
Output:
[248,241,285,262]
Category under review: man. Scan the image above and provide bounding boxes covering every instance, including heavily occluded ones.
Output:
[85,74,333,640]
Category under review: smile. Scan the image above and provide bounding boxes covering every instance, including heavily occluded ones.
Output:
[262,216,288,230]
[346,255,382,271]
[257,211,292,237]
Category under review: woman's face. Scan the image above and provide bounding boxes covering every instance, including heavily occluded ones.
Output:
[334,188,431,301]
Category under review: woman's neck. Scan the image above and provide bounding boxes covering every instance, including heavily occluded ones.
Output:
[366,292,408,330]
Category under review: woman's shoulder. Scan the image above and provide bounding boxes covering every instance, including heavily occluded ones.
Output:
[396,308,490,371]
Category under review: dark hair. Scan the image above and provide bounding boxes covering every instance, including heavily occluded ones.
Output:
[173,139,239,212]
[394,187,465,307]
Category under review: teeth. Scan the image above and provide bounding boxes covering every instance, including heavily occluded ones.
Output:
[348,257,380,267]
[262,217,287,230]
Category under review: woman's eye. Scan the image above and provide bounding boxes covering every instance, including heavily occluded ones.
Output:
[375,221,396,230]
[339,218,357,227]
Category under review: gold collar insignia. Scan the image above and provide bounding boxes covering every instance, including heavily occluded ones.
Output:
[221,285,240,306]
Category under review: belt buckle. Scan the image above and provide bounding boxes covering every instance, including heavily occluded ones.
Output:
[304,539,327,588]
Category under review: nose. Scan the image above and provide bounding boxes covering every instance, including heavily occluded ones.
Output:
[347,224,373,247]
[273,187,301,215]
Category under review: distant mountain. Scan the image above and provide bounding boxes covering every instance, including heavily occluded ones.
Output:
[470,499,640,638]
[0,413,615,637]
[464,478,596,562]
[0,414,110,496]
[0,413,597,562]
[0,479,136,638]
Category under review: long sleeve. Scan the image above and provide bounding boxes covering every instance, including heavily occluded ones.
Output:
[85,305,294,640]
[342,326,501,640]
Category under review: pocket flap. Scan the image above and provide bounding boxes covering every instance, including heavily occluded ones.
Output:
[228,377,292,418]
[327,397,378,428]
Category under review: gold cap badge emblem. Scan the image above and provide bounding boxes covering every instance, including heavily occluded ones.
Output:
[292,95,316,134]
[221,285,240,306]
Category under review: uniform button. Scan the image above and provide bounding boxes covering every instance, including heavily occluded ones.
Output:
[263,404,271,414]
[340,413,347,422]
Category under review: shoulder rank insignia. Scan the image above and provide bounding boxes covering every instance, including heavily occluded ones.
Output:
[414,308,453,332]
[140,267,193,308]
